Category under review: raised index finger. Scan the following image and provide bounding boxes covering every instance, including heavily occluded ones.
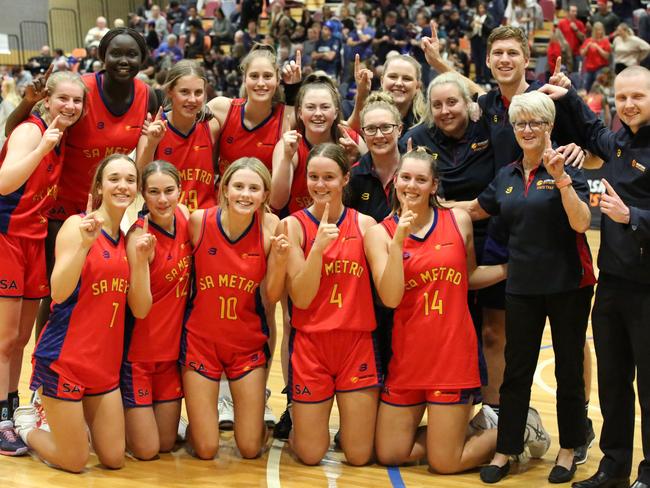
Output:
[86,193,93,214]
[143,214,149,234]
[43,63,54,82]
[554,56,562,76]
[321,202,330,225]
[354,53,360,76]
[430,20,438,41]
[545,131,552,151]
[50,114,62,130]
[155,106,164,121]
[295,49,301,69]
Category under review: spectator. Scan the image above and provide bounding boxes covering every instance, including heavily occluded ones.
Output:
[640,4,650,44]
[488,0,506,24]
[243,20,263,50]
[612,22,650,73]
[589,0,620,36]
[469,2,496,84]
[558,5,587,69]
[180,6,202,35]
[212,7,234,45]
[446,38,470,77]
[505,0,534,38]
[184,19,205,59]
[313,22,342,78]
[347,12,375,62]
[229,2,242,31]
[409,10,432,85]
[373,11,408,65]
[565,0,591,23]
[138,0,154,19]
[302,26,320,69]
[26,45,53,75]
[611,0,640,26]
[80,45,100,73]
[128,13,146,34]
[150,5,168,41]
[91,59,103,72]
[166,0,187,35]
[547,27,574,77]
[52,48,68,72]
[0,77,21,146]
[580,21,611,91]
[84,16,110,49]
[155,34,184,68]
[145,19,160,50]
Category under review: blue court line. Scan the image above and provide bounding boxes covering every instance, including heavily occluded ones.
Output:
[387,466,406,488]
[540,335,593,350]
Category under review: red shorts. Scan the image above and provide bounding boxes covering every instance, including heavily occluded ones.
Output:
[289,329,382,403]
[0,234,48,299]
[179,327,268,381]
[30,358,118,401]
[120,359,183,408]
[381,386,482,407]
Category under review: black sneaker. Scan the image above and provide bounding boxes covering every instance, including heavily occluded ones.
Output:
[0,420,28,456]
[334,430,341,449]
[574,417,596,465]
[272,405,292,440]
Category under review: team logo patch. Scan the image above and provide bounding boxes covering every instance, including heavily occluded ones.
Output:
[193,145,209,151]
[505,186,513,194]
[47,164,54,173]
[226,136,234,144]
[167,254,173,260]
[403,251,411,259]
[359,363,368,372]
[164,147,173,155]
[361,192,370,201]
[125,124,142,131]
[471,140,489,151]
[97,121,105,129]
[208,247,217,255]
[617,148,622,158]
[632,159,646,172]
[241,252,260,259]
[102,250,111,259]
[0,279,18,290]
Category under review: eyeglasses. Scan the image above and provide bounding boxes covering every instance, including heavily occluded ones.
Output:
[513,120,548,132]
[362,123,399,136]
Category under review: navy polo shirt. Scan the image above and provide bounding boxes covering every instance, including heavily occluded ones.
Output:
[477,161,593,295]
[346,153,394,222]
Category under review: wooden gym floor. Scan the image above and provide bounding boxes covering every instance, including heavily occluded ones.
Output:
[0,230,644,487]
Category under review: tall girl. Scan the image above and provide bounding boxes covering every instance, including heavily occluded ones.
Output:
[137,60,220,212]
[181,158,289,459]
[0,72,85,455]
[121,161,191,460]
[283,143,380,466]
[365,148,505,474]
[13,154,139,472]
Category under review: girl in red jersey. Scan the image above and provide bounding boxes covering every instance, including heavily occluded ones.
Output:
[0,71,85,456]
[282,143,380,466]
[13,154,139,472]
[181,157,289,460]
[121,161,191,460]
[207,44,299,176]
[137,60,220,212]
[364,148,506,474]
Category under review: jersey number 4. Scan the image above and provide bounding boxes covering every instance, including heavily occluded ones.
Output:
[329,284,343,308]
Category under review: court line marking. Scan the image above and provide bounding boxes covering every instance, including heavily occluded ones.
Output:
[387,466,406,488]
[266,439,283,488]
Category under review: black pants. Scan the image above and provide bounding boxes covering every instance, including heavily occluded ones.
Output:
[593,275,650,483]
[496,287,592,454]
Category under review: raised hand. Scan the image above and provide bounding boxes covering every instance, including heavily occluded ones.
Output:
[556,142,585,168]
[600,178,631,224]
[24,64,53,104]
[79,193,104,249]
[548,56,572,89]
[282,130,301,160]
[282,50,302,85]
[338,124,360,160]
[270,220,290,259]
[38,115,63,154]
[313,202,339,252]
[422,20,443,68]
[134,214,157,261]
[394,200,417,246]
[144,107,167,143]
[542,131,566,180]
[538,83,569,101]
[354,54,373,100]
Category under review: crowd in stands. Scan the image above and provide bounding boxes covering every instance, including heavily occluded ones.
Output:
[1,0,650,131]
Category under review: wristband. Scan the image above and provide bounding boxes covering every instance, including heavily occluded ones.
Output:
[555,173,572,189]
[283,81,300,106]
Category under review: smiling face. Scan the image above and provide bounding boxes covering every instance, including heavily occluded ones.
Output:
[143,171,180,222]
[394,157,438,210]
[299,87,337,138]
[362,107,402,157]
[103,34,142,82]
[45,80,85,128]
[168,74,205,119]
[614,72,650,133]
[382,58,420,108]
[512,115,550,153]
[306,155,349,205]
[97,158,138,210]
[224,168,268,215]
[244,57,278,104]
[429,82,469,139]
[487,38,529,88]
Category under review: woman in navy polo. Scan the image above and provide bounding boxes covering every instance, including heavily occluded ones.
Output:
[456,91,595,484]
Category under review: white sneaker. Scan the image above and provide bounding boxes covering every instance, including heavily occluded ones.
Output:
[30,391,50,432]
[264,388,276,427]
[469,404,499,435]
[13,406,38,445]
[177,416,188,442]
[218,395,234,430]
[525,406,551,459]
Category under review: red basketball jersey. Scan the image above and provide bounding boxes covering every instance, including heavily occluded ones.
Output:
[382,209,480,390]
[184,207,268,351]
[0,114,64,238]
[34,228,130,387]
[154,113,217,212]
[290,207,375,332]
[51,72,149,220]
[288,129,360,214]
[126,207,192,362]
[217,98,285,175]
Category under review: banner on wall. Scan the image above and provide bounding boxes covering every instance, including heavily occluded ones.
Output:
[585,167,606,229]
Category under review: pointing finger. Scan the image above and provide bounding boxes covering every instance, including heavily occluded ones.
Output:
[43,63,54,82]
[407,137,413,152]
[50,114,62,130]
[545,131,552,151]
[554,56,562,76]
[430,20,438,41]
[295,49,301,69]
[321,202,330,225]
[284,219,289,238]
[86,193,93,215]
[143,214,149,234]
[601,178,619,198]
[354,53,360,76]
[155,106,164,121]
